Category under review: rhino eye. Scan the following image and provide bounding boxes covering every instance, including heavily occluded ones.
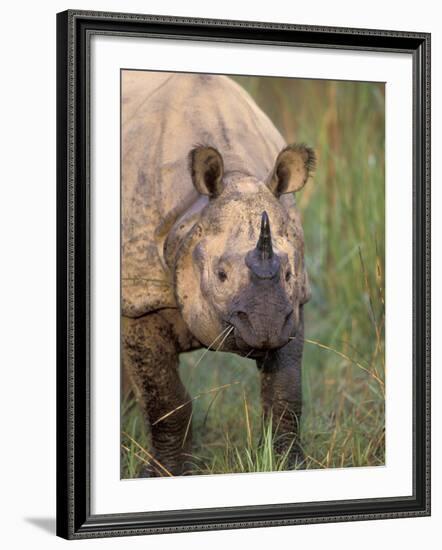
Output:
[285,269,292,282]
[217,269,228,282]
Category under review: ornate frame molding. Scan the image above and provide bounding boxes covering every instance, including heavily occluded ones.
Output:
[56,10,431,539]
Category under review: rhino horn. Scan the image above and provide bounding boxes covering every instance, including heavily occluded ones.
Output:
[245,211,280,279]
[256,211,274,260]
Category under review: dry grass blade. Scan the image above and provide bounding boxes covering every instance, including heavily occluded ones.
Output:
[182,409,193,448]
[192,325,232,369]
[202,389,223,427]
[121,444,162,476]
[152,382,241,426]
[214,325,234,352]
[358,246,378,329]
[122,431,174,477]
[304,453,328,469]
[303,338,385,390]
[243,390,252,448]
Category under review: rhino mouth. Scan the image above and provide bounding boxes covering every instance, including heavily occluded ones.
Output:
[227,308,294,354]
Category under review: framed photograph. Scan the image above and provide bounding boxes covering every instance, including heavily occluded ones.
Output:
[56,10,431,539]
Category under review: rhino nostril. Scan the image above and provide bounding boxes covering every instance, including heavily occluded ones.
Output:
[237,311,248,323]
[230,310,253,334]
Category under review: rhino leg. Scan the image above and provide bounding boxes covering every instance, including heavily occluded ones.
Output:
[122,312,194,477]
[257,308,304,468]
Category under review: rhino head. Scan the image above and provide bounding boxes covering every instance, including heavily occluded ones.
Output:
[170,144,315,356]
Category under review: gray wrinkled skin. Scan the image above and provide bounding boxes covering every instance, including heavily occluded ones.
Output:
[122,71,314,476]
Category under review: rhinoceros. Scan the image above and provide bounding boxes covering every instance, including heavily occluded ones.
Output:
[122,70,315,476]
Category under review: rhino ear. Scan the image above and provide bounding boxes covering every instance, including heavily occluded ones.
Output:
[189,146,225,198]
[268,144,316,197]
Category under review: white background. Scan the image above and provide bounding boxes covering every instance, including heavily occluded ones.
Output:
[0,0,440,548]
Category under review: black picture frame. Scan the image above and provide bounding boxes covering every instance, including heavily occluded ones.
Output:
[56,9,431,539]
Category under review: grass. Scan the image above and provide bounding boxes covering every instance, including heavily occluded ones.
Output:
[121,76,385,477]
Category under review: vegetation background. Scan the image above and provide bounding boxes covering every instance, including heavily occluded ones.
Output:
[121,75,385,477]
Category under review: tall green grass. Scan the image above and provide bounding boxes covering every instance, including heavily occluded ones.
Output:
[121,76,385,477]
